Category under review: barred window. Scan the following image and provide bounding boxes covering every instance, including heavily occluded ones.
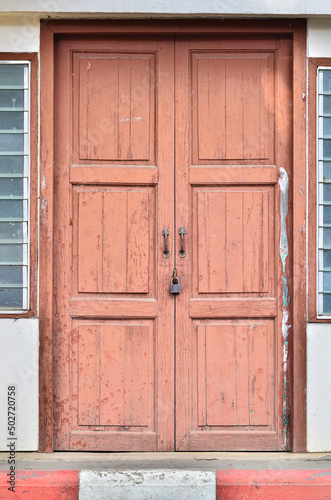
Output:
[0,62,30,311]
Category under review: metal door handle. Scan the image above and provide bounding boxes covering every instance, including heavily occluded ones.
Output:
[162,228,170,259]
[178,227,186,258]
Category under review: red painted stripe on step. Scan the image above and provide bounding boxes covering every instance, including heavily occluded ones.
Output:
[0,470,79,499]
[217,470,331,499]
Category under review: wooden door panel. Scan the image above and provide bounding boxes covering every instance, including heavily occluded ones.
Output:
[77,54,154,162]
[196,188,270,294]
[196,321,273,428]
[75,321,154,429]
[54,36,174,451]
[77,188,150,294]
[193,52,274,163]
[175,36,292,451]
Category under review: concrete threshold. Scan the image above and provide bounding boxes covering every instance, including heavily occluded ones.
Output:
[1,451,331,471]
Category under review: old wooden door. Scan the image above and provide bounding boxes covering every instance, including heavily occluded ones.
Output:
[53,33,292,451]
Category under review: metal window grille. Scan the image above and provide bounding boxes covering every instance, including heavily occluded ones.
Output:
[0,62,30,311]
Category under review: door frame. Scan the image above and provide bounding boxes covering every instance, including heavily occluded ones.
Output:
[39,19,307,452]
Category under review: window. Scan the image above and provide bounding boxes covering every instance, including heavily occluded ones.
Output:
[0,62,30,311]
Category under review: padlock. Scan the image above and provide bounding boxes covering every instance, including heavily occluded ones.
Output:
[170,277,181,294]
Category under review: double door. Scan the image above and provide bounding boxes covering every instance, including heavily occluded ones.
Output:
[53,34,293,451]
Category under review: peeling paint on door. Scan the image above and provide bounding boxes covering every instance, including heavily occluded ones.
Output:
[279,167,291,450]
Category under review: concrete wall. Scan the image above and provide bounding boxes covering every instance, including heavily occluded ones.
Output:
[306,18,331,452]
[0,319,39,451]
[1,0,331,16]
[307,324,331,451]
[0,15,39,52]
[0,18,39,451]
[308,19,331,57]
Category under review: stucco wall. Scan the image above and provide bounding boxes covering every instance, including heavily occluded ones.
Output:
[0,17,39,451]
[0,15,39,52]
[0,319,39,451]
[1,0,331,16]
[307,324,331,451]
[306,18,331,452]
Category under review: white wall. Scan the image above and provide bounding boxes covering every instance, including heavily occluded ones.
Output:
[0,17,39,451]
[1,0,331,16]
[307,324,331,451]
[306,19,331,452]
[0,319,39,451]
[308,19,331,57]
[0,15,39,52]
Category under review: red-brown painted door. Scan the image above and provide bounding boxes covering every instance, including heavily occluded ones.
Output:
[53,36,175,451]
[53,33,293,451]
[175,36,292,451]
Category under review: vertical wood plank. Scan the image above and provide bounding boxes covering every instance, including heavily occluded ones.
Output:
[206,325,236,426]
[258,56,270,159]
[242,57,260,158]
[130,58,150,160]
[127,191,149,293]
[78,191,103,292]
[205,325,223,425]
[226,192,243,292]
[118,58,132,159]
[262,191,269,292]
[235,324,250,425]
[197,58,225,160]
[78,59,88,159]
[243,191,263,292]
[100,324,125,426]
[260,54,274,161]
[103,191,127,292]
[124,325,150,426]
[198,191,226,293]
[78,324,100,425]
[249,324,268,425]
[79,58,119,160]
[197,325,207,426]
[225,58,243,159]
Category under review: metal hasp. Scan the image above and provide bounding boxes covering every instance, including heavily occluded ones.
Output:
[170,269,181,294]
[162,227,170,259]
[178,227,186,258]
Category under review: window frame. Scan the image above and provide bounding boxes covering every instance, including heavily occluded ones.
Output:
[0,53,38,318]
[316,66,331,318]
[309,59,331,321]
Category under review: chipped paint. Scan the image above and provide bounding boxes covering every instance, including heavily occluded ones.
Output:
[279,167,291,450]
[119,116,142,122]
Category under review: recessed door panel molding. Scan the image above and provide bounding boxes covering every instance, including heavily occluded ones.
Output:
[74,320,154,430]
[195,187,272,295]
[74,186,152,295]
[75,52,155,164]
[192,51,275,164]
[195,320,273,429]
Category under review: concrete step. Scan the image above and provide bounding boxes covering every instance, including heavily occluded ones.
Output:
[80,470,215,499]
